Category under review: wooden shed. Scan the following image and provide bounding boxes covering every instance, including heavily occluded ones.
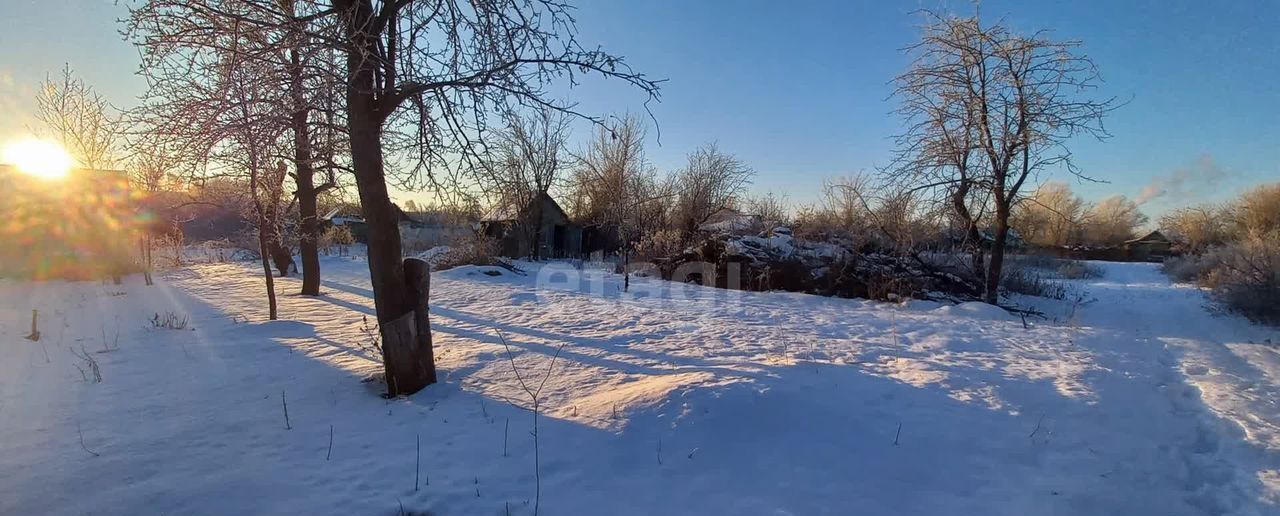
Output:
[480,192,582,259]
[1122,230,1173,262]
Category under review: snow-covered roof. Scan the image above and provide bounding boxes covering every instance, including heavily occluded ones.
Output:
[1125,230,1170,244]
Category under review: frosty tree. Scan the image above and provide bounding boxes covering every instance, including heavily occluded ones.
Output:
[891,11,1117,303]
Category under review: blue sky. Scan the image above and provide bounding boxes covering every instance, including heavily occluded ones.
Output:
[2,0,1277,217]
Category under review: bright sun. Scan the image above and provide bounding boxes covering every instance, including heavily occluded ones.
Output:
[2,139,74,180]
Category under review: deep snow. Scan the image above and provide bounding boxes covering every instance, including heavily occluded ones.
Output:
[1,257,1277,515]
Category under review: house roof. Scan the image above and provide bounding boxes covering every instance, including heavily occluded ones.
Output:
[1125,230,1170,244]
[481,192,570,223]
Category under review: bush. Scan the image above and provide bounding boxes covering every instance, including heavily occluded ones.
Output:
[1001,264,1069,300]
[1164,232,1280,325]
[1007,254,1103,280]
[633,229,684,261]
[319,225,355,255]
[1162,254,1212,284]
[435,233,502,271]
[1204,234,1280,324]
[1054,260,1104,279]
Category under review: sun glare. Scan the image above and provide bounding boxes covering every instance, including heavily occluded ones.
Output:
[2,139,73,180]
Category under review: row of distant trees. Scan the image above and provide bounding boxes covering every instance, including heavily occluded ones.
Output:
[1010,182,1148,248]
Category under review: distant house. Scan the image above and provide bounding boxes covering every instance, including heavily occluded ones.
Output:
[480,192,582,258]
[1122,230,1173,262]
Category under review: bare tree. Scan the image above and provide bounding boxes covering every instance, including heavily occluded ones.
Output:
[1233,183,1280,238]
[477,108,571,259]
[569,116,668,290]
[126,0,299,319]
[744,192,790,227]
[126,0,345,295]
[1010,182,1089,247]
[324,0,660,395]
[892,11,1117,303]
[672,143,753,241]
[888,15,988,277]
[1084,195,1147,246]
[1161,204,1229,254]
[34,65,122,171]
[125,135,186,286]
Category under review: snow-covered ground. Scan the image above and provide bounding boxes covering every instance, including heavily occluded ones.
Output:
[1,257,1277,515]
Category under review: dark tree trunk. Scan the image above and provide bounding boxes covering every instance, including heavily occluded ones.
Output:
[258,224,279,320]
[984,203,1011,305]
[139,235,154,286]
[270,241,294,277]
[951,184,985,277]
[288,40,321,296]
[529,199,543,260]
[337,0,435,396]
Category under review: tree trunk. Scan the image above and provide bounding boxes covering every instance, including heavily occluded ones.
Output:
[269,239,294,277]
[289,43,321,296]
[951,183,985,278]
[258,225,279,320]
[338,0,436,396]
[139,235,154,286]
[530,198,543,260]
[984,204,1011,305]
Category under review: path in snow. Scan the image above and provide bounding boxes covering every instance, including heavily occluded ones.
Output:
[0,258,1276,515]
[1069,263,1280,513]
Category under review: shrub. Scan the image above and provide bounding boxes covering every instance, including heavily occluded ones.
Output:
[1204,233,1280,324]
[435,233,502,271]
[1164,232,1280,325]
[319,225,355,255]
[1001,264,1069,300]
[1007,254,1103,280]
[633,229,684,261]
[1054,260,1104,279]
[151,311,190,330]
[1162,254,1212,284]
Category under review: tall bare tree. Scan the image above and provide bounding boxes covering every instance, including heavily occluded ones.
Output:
[570,116,665,291]
[1084,195,1147,246]
[892,11,1117,303]
[477,108,571,259]
[672,143,753,241]
[127,0,301,318]
[34,65,122,171]
[126,0,344,295]
[325,0,660,395]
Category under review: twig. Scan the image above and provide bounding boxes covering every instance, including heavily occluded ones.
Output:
[503,417,509,457]
[497,329,566,516]
[281,390,291,430]
[326,424,333,461]
[415,433,420,492]
[656,436,663,465]
[25,309,40,342]
[77,422,99,457]
[1029,414,1045,439]
[893,422,902,446]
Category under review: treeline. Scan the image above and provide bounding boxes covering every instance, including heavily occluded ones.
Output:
[1010,182,1149,248]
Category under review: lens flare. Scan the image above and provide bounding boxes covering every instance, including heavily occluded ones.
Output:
[2,139,73,179]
